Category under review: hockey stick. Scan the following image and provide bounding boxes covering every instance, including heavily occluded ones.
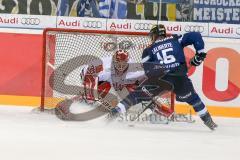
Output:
[127,101,155,122]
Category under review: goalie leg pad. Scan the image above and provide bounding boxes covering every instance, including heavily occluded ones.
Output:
[83,75,99,101]
[55,99,72,120]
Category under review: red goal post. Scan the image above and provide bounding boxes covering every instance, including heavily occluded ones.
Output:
[41,28,174,113]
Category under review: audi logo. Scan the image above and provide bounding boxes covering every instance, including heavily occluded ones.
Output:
[236,27,240,35]
[134,23,153,30]
[184,25,204,33]
[83,21,102,28]
[21,18,40,25]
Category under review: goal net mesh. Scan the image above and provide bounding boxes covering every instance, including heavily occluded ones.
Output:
[41,29,174,113]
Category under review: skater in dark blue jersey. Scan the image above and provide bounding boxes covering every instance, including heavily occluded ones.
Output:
[110,24,217,130]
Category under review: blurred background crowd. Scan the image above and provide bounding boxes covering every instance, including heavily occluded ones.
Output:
[0,0,239,24]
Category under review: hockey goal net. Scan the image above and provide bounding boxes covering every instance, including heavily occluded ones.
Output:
[41,28,174,115]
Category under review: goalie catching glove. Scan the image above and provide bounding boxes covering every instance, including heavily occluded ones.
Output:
[190,52,207,66]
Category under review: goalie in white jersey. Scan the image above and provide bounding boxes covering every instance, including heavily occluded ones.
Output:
[81,50,145,102]
[55,50,173,120]
[55,50,145,120]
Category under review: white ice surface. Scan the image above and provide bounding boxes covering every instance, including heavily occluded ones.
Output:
[0,105,239,160]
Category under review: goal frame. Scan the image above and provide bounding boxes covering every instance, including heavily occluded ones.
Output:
[40,28,174,112]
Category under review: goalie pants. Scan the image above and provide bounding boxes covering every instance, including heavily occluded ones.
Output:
[120,74,208,116]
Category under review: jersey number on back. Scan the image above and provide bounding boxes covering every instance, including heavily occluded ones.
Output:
[156,48,176,64]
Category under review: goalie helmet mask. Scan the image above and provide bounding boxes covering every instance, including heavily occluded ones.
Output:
[149,24,166,41]
[113,50,129,73]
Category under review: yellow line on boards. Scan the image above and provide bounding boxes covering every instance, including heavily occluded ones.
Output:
[175,104,240,118]
[0,95,240,117]
[0,95,41,106]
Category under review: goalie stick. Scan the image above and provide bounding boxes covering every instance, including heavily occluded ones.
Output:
[53,94,116,121]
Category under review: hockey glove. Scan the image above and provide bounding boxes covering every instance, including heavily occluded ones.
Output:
[190,52,207,66]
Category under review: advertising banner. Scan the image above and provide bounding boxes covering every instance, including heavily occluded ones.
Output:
[1,14,240,39]
[208,23,240,38]
[56,16,107,30]
[185,38,240,108]
[106,18,158,32]
[106,19,209,37]
[0,14,56,29]
[162,21,209,36]
[193,0,240,24]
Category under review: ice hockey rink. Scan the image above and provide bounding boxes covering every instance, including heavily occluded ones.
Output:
[0,105,239,160]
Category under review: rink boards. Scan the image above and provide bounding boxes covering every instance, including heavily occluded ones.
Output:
[0,29,239,117]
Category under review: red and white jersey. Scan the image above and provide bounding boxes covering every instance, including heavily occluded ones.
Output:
[82,56,145,91]
[100,57,144,90]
